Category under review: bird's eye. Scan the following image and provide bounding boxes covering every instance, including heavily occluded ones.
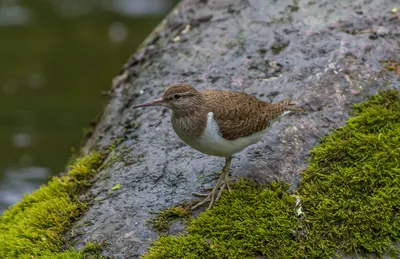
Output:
[173,94,182,100]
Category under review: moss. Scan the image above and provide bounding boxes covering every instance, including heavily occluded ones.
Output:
[257,48,267,56]
[288,0,300,12]
[299,89,400,257]
[143,180,302,258]
[143,89,400,259]
[0,153,105,259]
[148,206,192,232]
[381,60,400,76]
[33,242,104,259]
[271,40,289,55]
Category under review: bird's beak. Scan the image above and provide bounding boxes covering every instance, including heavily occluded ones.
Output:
[132,98,164,108]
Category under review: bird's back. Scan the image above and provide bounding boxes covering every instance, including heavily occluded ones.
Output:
[201,90,298,140]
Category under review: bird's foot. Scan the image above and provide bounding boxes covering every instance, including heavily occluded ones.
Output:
[191,190,217,210]
[223,169,231,193]
[191,170,231,210]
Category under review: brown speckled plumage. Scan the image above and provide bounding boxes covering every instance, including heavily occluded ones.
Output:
[202,90,292,140]
[162,84,300,141]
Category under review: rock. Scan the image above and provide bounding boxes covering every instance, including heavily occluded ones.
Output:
[69,0,400,258]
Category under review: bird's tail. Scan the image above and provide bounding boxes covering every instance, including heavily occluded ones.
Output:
[283,99,304,113]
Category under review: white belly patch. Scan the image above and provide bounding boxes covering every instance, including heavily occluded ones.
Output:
[174,112,266,157]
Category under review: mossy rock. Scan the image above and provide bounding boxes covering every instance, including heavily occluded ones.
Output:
[300,89,400,257]
[143,89,400,259]
[145,180,302,259]
[0,153,105,259]
[148,205,192,232]
[1,89,399,258]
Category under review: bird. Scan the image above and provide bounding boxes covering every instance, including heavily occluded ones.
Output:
[133,83,302,209]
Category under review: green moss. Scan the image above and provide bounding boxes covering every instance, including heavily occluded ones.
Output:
[299,89,400,257]
[148,206,192,232]
[0,153,105,259]
[143,180,302,258]
[257,48,267,55]
[288,0,300,12]
[143,89,400,259]
[271,41,289,55]
[381,60,400,76]
[33,242,104,259]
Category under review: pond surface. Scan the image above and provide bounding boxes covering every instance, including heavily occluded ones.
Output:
[0,0,177,212]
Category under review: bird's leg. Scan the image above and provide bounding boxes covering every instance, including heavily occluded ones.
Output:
[215,157,232,202]
[191,157,232,210]
[222,160,232,193]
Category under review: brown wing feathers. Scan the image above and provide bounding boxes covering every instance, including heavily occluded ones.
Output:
[202,90,294,140]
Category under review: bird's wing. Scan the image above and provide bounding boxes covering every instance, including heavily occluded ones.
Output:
[202,90,290,140]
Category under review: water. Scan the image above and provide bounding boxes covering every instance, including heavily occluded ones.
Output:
[0,0,177,213]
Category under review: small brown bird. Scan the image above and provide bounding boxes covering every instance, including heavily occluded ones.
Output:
[133,84,302,209]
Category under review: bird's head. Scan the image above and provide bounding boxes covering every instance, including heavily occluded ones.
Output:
[133,84,204,116]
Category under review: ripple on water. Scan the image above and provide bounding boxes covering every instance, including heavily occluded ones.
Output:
[0,166,50,213]
[0,6,32,26]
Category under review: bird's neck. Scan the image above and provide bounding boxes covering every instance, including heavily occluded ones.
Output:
[171,104,208,139]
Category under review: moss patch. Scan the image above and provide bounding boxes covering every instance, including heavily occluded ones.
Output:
[148,206,192,232]
[143,180,302,258]
[0,153,105,259]
[35,242,103,259]
[299,89,400,257]
[382,60,400,76]
[143,89,400,258]
[270,40,289,55]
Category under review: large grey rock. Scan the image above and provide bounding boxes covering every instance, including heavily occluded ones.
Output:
[69,0,400,258]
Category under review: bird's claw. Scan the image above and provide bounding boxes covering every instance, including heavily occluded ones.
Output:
[192,192,209,197]
[224,173,231,193]
[191,170,231,210]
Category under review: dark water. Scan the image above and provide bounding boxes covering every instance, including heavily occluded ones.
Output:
[0,0,177,212]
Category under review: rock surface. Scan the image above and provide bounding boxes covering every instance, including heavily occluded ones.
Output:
[70,0,400,258]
